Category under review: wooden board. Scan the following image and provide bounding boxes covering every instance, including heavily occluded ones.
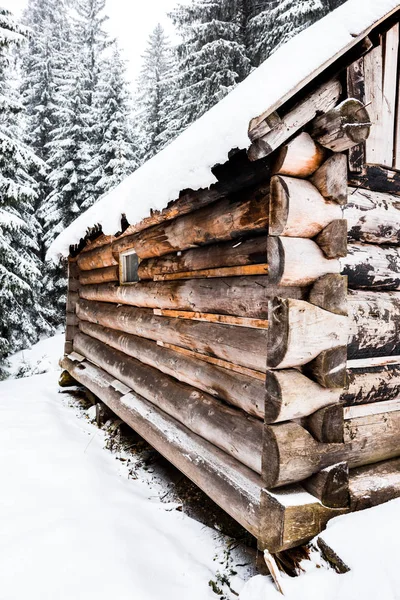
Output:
[382,24,399,167]
[364,44,384,165]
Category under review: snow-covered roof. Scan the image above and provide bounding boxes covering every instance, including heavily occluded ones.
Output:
[48,0,400,260]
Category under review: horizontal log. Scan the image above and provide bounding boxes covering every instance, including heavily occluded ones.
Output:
[79,278,308,319]
[341,243,400,290]
[138,236,268,280]
[344,357,400,404]
[303,462,349,508]
[61,356,262,537]
[348,290,400,358]
[79,266,119,286]
[77,244,118,271]
[79,321,265,418]
[310,153,348,205]
[344,398,400,419]
[346,187,400,245]
[349,457,400,511]
[80,235,115,253]
[73,333,263,473]
[76,299,268,371]
[267,237,340,286]
[272,132,326,177]
[263,412,400,487]
[153,264,269,281]
[265,369,341,423]
[153,309,269,329]
[308,98,371,152]
[267,298,348,369]
[269,175,342,238]
[348,165,400,197]
[248,77,342,154]
[112,185,270,260]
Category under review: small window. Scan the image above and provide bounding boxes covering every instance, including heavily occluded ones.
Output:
[120,250,139,284]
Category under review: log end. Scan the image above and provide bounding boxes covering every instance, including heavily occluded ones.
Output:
[264,371,283,423]
[262,425,281,488]
[267,237,285,285]
[269,176,289,237]
[266,297,289,369]
[315,220,348,259]
[309,274,348,316]
[303,346,348,388]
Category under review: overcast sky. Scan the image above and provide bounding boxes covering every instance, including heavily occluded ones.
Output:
[3,0,189,86]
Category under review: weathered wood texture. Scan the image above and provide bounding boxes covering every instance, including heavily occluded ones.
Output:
[348,290,400,358]
[349,457,400,511]
[347,56,366,173]
[78,244,118,271]
[153,264,269,281]
[112,186,270,259]
[310,154,348,205]
[263,413,400,487]
[76,299,268,371]
[79,320,265,418]
[79,279,307,319]
[344,357,400,405]
[315,220,348,259]
[65,261,80,355]
[248,78,342,159]
[308,274,347,316]
[346,187,400,244]
[348,165,400,196]
[79,266,119,286]
[304,404,344,444]
[73,332,263,473]
[153,309,268,330]
[309,99,371,152]
[382,24,399,168]
[341,243,400,290]
[61,356,262,538]
[303,346,347,389]
[270,176,342,238]
[364,44,384,165]
[272,132,326,177]
[138,236,268,280]
[303,462,349,508]
[267,298,348,369]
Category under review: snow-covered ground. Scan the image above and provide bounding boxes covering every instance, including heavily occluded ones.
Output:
[1,334,400,599]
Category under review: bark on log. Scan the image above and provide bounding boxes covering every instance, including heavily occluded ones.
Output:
[112,186,270,260]
[265,369,341,423]
[267,298,348,369]
[309,99,371,152]
[76,299,268,371]
[341,243,400,290]
[73,332,263,473]
[270,176,342,237]
[310,154,348,205]
[349,457,400,510]
[263,414,400,487]
[267,237,340,286]
[61,356,262,537]
[138,236,268,280]
[344,357,400,404]
[303,462,349,508]
[79,320,265,418]
[77,244,118,271]
[346,187,400,245]
[348,290,400,358]
[315,220,348,259]
[272,132,326,177]
[79,266,119,286]
[79,278,308,319]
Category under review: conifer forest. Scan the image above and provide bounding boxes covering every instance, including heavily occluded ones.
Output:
[0,0,346,377]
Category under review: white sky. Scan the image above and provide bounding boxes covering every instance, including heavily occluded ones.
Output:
[3,0,189,86]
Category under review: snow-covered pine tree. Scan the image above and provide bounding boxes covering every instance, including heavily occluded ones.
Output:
[0,8,51,378]
[134,24,175,161]
[161,0,251,143]
[82,45,138,207]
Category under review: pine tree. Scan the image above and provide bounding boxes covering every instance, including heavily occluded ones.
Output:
[82,46,138,207]
[0,8,50,378]
[161,0,251,143]
[134,24,175,161]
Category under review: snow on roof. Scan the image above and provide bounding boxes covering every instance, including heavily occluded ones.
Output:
[48,0,400,260]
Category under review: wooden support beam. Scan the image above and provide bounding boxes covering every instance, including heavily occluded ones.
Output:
[112,185,270,260]
[76,299,268,371]
[73,333,263,473]
[348,290,400,359]
[79,278,307,320]
[303,462,349,508]
[79,320,266,417]
[310,154,348,204]
[153,263,269,281]
[344,357,400,405]
[308,274,347,316]
[77,244,118,271]
[138,236,268,280]
[153,309,268,330]
[346,187,400,245]
[349,457,400,511]
[342,243,400,291]
[267,298,348,369]
[247,78,342,159]
[265,369,341,424]
[272,132,326,177]
[315,220,348,259]
[79,266,119,286]
[309,98,371,152]
[267,237,340,287]
[304,404,344,443]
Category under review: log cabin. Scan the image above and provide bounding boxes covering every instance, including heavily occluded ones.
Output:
[50,0,400,554]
